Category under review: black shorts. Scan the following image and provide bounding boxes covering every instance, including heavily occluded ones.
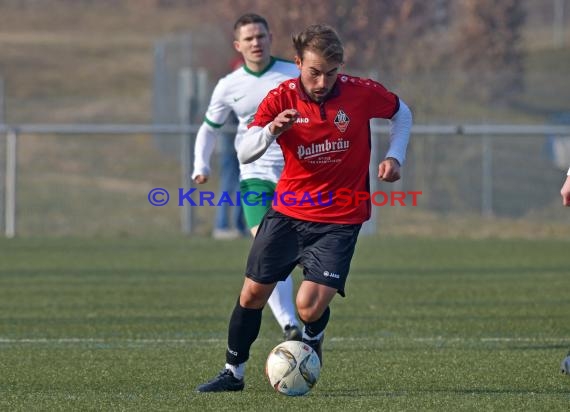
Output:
[245,209,362,297]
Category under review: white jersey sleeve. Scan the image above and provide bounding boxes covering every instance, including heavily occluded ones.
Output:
[191,78,234,179]
[192,122,218,179]
[238,124,279,164]
[385,99,412,166]
[203,77,233,127]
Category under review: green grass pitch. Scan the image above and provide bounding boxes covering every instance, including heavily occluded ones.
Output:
[0,236,569,410]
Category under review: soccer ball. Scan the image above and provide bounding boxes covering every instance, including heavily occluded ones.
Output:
[561,353,570,376]
[265,340,321,396]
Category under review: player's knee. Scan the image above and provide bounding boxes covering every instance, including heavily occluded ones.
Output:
[298,309,317,323]
[296,302,324,323]
[239,280,273,309]
[239,291,266,309]
[296,288,330,322]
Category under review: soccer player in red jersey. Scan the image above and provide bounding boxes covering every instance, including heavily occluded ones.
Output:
[197,24,412,393]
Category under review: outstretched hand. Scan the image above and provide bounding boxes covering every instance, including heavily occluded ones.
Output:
[269,109,299,135]
[378,158,401,182]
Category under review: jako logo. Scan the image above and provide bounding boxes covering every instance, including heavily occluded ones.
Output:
[295,117,309,124]
[323,271,340,279]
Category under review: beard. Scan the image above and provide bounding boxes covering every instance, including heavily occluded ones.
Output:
[310,89,329,102]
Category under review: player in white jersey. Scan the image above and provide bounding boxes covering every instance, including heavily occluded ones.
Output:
[192,13,301,341]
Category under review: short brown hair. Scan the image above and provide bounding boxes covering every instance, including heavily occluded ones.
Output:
[292,24,344,64]
[233,13,269,37]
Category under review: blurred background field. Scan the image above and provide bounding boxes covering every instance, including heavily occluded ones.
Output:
[0,0,569,237]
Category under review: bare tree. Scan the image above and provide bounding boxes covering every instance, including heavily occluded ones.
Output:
[207,0,448,80]
[453,0,526,103]
[145,0,526,107]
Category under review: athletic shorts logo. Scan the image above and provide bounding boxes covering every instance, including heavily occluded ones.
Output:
[323,271,340,279]
[334,109,350,133]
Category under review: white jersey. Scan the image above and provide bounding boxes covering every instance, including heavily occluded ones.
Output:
[193,57,299,183]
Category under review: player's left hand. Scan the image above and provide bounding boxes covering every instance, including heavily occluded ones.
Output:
[194,174,209,184]
[378,158,401,182]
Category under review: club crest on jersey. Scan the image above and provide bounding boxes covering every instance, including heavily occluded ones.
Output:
[334,109,350,133]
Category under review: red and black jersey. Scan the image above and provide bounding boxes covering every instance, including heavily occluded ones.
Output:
[248,74,399,224]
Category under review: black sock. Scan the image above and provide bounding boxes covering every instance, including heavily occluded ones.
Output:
[226,298,263,365]
[302,306,330,339]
